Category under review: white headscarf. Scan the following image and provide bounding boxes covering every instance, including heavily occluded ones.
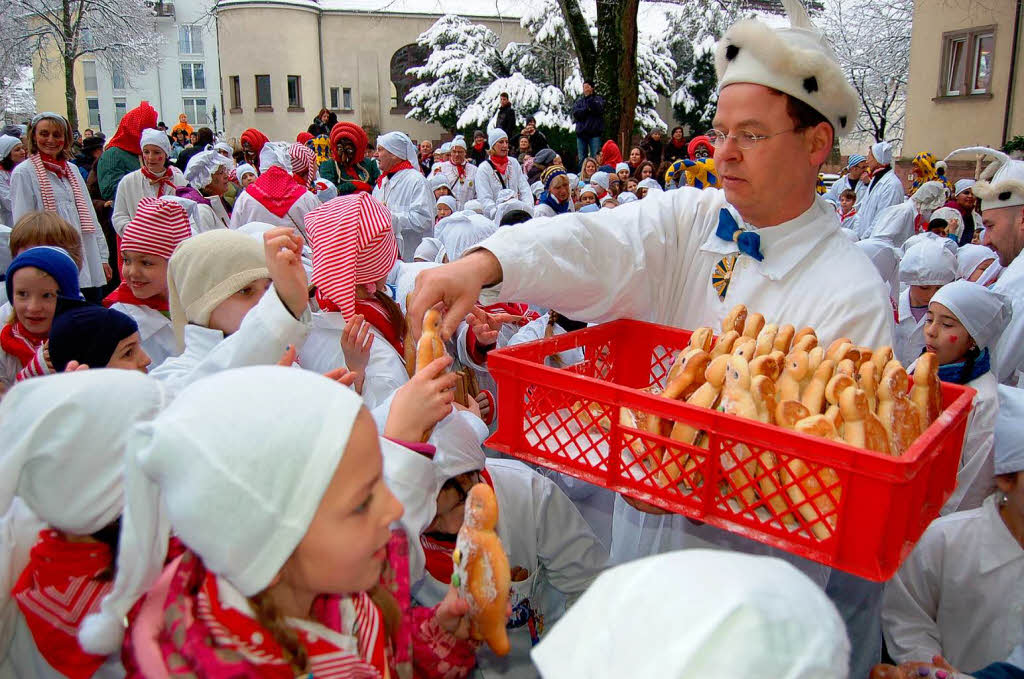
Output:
[494,199,534,225]
[258,141,291,173]
[380,439,441,583]
[911,181,949,214]
[590,171,610,190]
[902,231,958,257]
[183,149,231,190]
[899,238,958,286]
[614,162,629,174]
[413,237,446,263]
[930,280,1012,351]
[955,178,975,197]
[617,191,638,204]
[435,211,497,261]
[930,206,964,240]
[996,385,1024,475]
[429,173,451,192]
[450,135,467,150]
[0,135,23,161]
[78,366,365,655]
[431,410,488,481]
[377,131,419,166]
[236,162,257,180]
[140,128,171,158]
[532,550,849,678]
[435,195,457,213]
[464,199,485,215]
[855,238,901,301]
[956,244,998,280]
[871,141,893,166]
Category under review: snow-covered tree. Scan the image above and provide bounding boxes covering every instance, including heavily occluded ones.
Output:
[458,73,570,131]
[636,36,673,133]
[5,0,164,131]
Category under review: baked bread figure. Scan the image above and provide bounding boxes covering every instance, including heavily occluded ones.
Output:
[416,308,448,441]
[723,304,748,335]
[710,330,740,358]
[877,365,924,455]
[911,352,943,425]
[452,483,511,656]
[784,415,842,540]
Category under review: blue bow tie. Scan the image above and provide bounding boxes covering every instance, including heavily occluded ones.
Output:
[715,209,763,261]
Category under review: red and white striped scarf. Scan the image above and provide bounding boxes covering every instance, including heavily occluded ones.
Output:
[29,153,96,234]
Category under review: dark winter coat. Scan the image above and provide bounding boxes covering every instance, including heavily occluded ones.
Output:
[496,104,517,140]
[640,135,665,167]
[572,94,605,138]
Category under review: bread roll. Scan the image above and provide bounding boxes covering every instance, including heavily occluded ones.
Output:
[417,309,448,441]
[774,324,796,353]
[732,336,757,362]
[688,327,714,353]
[710,330,740,358]
[839,386,890,454]
[778,350,811,401]
[755,323,778,357]
[750,354,781,381]
[723,304,748,335]
[719,356,761,507]
[877,365,923,455]
[800,359,835,414]
[742,312,765,339]
[911,352,943,425]
[783,415,841,540]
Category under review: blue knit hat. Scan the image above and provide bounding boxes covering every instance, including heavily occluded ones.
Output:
[48,298,139,372]
[5,246,82,303]
[847,154,866,169]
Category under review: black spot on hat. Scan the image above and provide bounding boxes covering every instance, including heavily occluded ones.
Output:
[839,116,848,128]
[803,76,819,93]
[725,44,739,61]
[999,191,1013,202]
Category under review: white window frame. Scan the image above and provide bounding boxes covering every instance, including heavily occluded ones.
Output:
[970,32,995,95]
[343,87,352,110]
[944,36,966,96]
[83,61,98,93]
[287,74,302,109]
[178,25,203,55]
[330,86,340,110]
[181,62,205,91]
[182,96,208,125]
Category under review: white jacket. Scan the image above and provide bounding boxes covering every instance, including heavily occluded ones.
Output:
[992,253,1024,386]
[851,168,907,240]
[148,284,310,399]
[0,169,13,228]
[109,302,178,368]
[228,189,321,231]
[824,173,868,209]
[869,199,918,249]
[111,167,187,235]
[372,168,434,262]
[475,158,533,220]
[195,198,231,233]
[413,459,608,679]
[942,370,998,514]
[432,161,477,210]
[9,161,109,289]
[894,287,927,367]
[882,494,1024,672]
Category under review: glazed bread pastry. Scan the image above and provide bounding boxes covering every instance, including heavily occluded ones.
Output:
[800,359,836,415]
[911,352,943,425]
[774,324,796,353]
[453,483,511,656]
[742,312,765,339]
[876,364,923,455]
[416,308,448,441]
[755,323,778,357]
[839,386,891,454]
[723,304,748,335]
[777,350,810,401]
[783,415,842,540]
[688,326,715,353]
[710,330,740,358]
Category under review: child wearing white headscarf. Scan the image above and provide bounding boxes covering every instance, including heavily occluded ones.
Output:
[957,243,1000,285]
[0,370,166,678]
[111,128,187,235]
[883,385,1024,672]
[895,239,958,366]
[532,550,849,678]
[77,366,479,678]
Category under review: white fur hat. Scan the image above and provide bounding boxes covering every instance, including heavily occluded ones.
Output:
[79,366,365,655]
[945,147,1024,211]
[715,0,859,138]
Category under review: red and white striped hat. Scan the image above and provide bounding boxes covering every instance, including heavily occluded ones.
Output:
[289,142,317,188]
[304,192,397,318]
[121,197,192,260]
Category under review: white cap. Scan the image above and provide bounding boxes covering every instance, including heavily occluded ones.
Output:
[380,439,442,583]
[450,135,467,150]
[78,366,364,655]
[439,142,452,154]
[871,141,893,166]
[0,135,20,161]
[464,199,485,214]
[236,162,257,179]
[911,181,949,212]
[956,244,998,280]
[955,178,975,196]
[183,149,231,190]
[140,128,170,158]
[615,162,630,173]
[855,238,900,300]
[258,141,290,173]
[931,206,964,240]
[617,191,638,204]
[436,211,497,261]
[436,195,457,213]
[488,128,508,147]
[945,147,1024,211]
[996,385,1024,474]
[899,238,958,285]
[591,171,610,190]
[902,231,958,257]
[715,0,859,138]
[431,410,488,481]
[931,280,1012,351]
[637,177,661,191]
[429,173,451,192]
[378,131,419,166]
[531,549,849,678]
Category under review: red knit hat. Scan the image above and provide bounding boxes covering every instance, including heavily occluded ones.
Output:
[329,122,368,165]
[240,128,269,156]
[296,132,314,144]
[304,192,397,318]
[120,197,192,260]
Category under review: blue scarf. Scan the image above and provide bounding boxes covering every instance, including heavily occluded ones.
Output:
[935,348,991,384]
[538,191,570,214]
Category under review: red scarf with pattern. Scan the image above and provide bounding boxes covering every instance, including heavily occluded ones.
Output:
[0,320,47,367]
[246,165,307,218]
[29,153,96,233]
[376,160,415,188]
[102,281,170,314]
[12,530,114,679]
[421,469,494,584]
[140,166,177,197]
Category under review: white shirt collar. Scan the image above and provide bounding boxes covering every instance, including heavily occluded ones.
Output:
[979,493,1024,574]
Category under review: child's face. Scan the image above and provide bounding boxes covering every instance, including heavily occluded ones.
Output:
[839,195,854,213]
[617,170,629,182]
[909,284,943,308]
[626,179,638,193]
[207,278,271,336]
[277,410,403,596]
[923,302,972,366]
[436,204,452,221]
[929,225,948,237]
[122,250,169,300]
[579,192,596,206]
[426,472,482,539]
[106,331,152,372]
[240,172,257,188]
[433,187,449,200]
[967,258,995,282]
[11,267,58,335]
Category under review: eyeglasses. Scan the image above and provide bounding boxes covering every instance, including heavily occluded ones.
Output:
[705,128,798,150]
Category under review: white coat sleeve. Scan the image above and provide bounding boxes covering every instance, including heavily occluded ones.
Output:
[515,165,532,204]
[73,171,108,259]
[861,177,907,240]
[475,164,498,219]
[995,300,1024,385]
[530,471,609,602]
[195,204,219,234]
[477,188,704,324]
[881,532,945,663]
[227,192,251,229]
[390,173,434,238]
[111,175,134,235]
[9,165,40,223]
[360,330,410,411]
[869,202,914,248]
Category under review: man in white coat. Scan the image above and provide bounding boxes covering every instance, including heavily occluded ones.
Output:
[850,140,907,239]
[868,180,948,249]
[824,153,868,208]
[372,131,434,262]
[475,128,532,220]
[410,4,893,676]
[430,136,477,210]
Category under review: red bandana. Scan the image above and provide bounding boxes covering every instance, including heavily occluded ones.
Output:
[140,166,177,197]
[12,530,114,679]
[103,281,170,314]
[0,320,48,367]
[453,162,466,180]
[106,102,157,155]
[39,153,69,180]
[245,165,308,218]
[421,470,494,584]
[376,160,415,188]
[354,297,404,355]
[489,154,509,175]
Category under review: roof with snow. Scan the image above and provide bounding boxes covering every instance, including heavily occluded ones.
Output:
[216,0,526,19]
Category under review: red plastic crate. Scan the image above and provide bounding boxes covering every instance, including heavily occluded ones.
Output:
[485,319,975,581]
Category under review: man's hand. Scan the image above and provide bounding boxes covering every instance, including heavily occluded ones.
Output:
[102,263,113,282]
[409,251,503,341]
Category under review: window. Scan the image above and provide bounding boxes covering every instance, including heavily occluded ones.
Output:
[178,25,203,55]
[330,86,340,110]
[229,75,241,111]
[343,87,352,110]
[389,43,428,112]
[181,62,205,90]
[287,75,302,109]
[83,61,98,93]
[182,97,208,124]
[941,28,995,97]
[111,66,125,91]
[255,74,272,109]
[114,97,127,124]
[87,98,100,127]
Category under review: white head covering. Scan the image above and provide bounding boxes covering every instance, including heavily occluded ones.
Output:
[531,550,849,678]
[436,195,457,213]
[78,366,365,655]
[214,141,233,156]
[436,212,497,261]
[899,238,958,285]
[591,171,610,190]
[431,411,488,481]
[258,141,291,173]
[945,146,1024,211]
[871,141,893,166]
[902,231,958,256]
[495,188,516,204]
[183,149,232,190]
[464,199,485,215]
[380,439,441,583]
[637,177,661,192]
[0,135,20,161]
[955,178,975,197]
[429,173,451,192]
[614,162,629,174]
[488,128,508,147]
[931,206,964,240]
[139,128,171,158]
[930,280,1012,351]
[912,181,950,213]
[494,199,534,225]
[580,186,597,198]
[714,0,859,138]
[855,238,901,301]
[439,142,452,154]
[996,385,1024,475]
[956,243,998,280]
[413,236,446,263]
[617,192,638,204]
[450,135,467,150]
[531,181,544,199]
[378,131,419,166]
[236,162,257,180]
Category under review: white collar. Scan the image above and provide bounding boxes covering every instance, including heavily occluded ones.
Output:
[979,493,1024,574]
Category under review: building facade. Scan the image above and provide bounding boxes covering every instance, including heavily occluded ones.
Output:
[904,0,1024,158]
[214,0,529,142]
